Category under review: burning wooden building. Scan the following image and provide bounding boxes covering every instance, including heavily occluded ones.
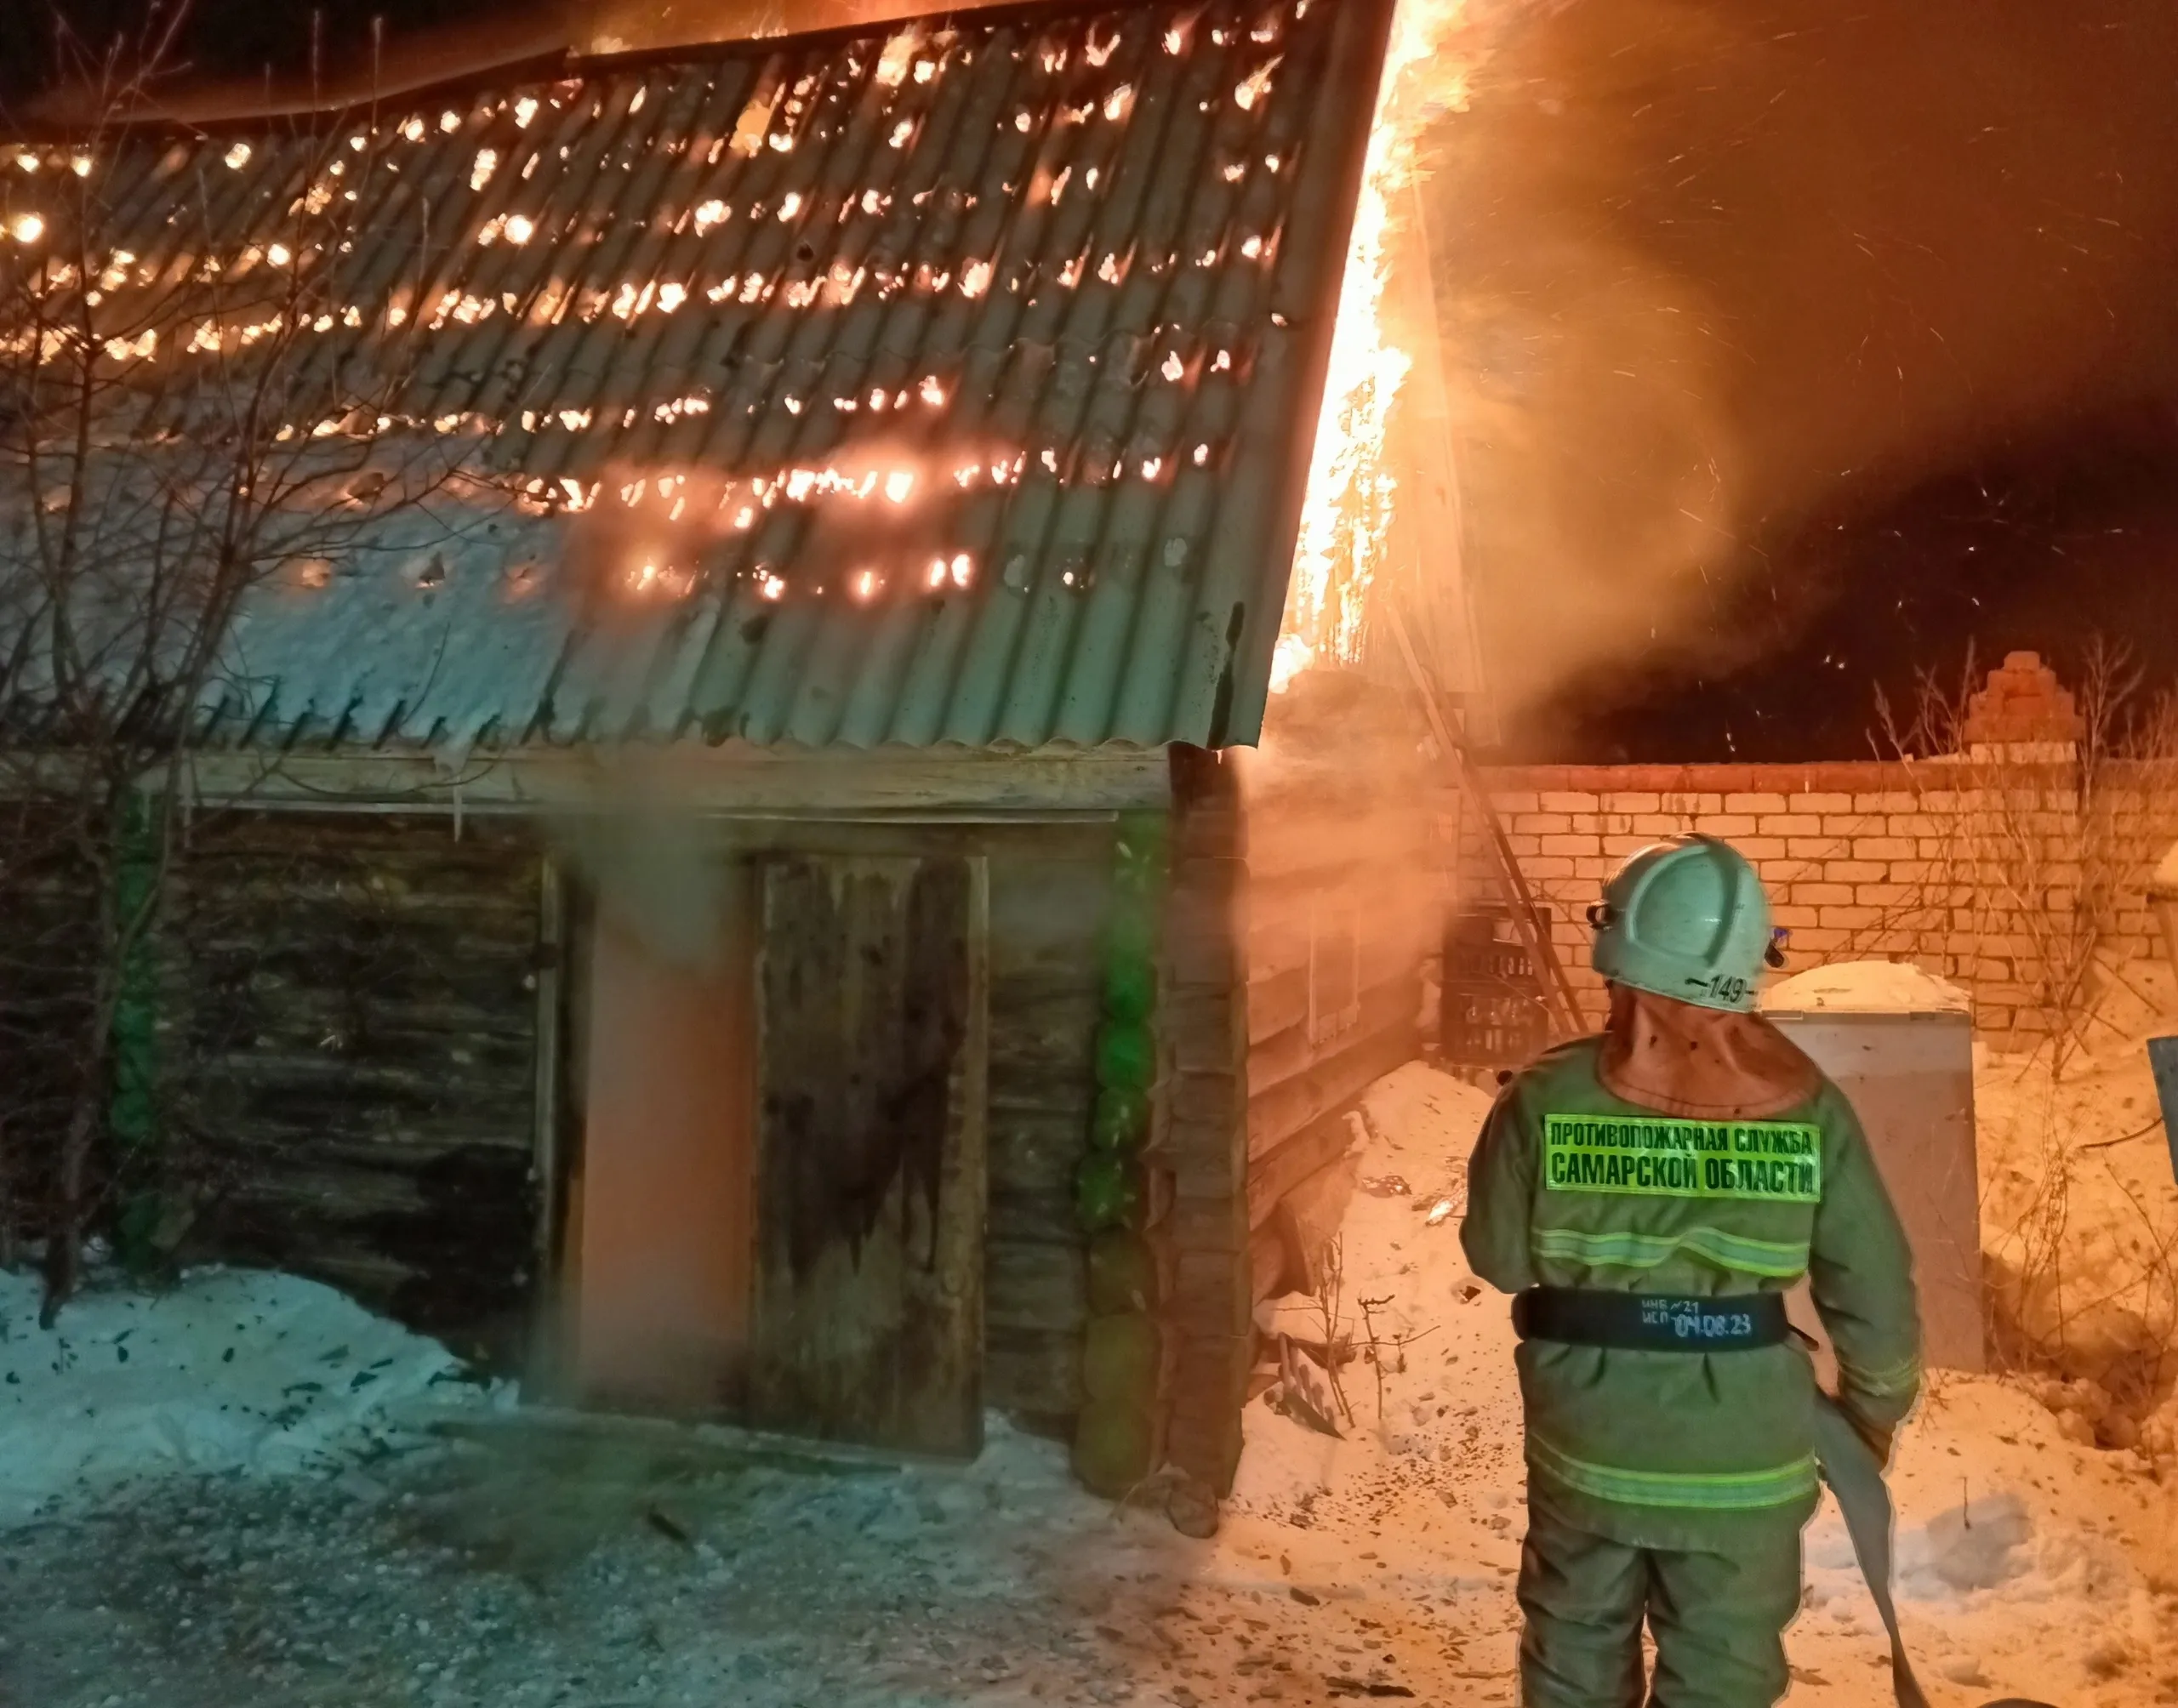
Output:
[0,0,1445,1501]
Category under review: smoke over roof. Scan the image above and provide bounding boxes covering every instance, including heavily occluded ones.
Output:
[1423,0,2178,758]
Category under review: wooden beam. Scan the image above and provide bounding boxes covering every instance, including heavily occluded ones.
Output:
[171,743,1174,818]
[1246,1110,1359,1231]
[1248,975,1421,1104]
[1246,1022,1417,1165]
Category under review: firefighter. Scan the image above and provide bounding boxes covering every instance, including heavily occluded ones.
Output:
[1460,834,1922,1708]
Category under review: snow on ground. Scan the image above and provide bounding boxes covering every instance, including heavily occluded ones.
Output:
[4,1043,2178,1706]
[0,1266,505,1526]
[1973,960,2178,1460]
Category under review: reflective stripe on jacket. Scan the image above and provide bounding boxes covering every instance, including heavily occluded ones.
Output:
[1460,1037,1922,1547]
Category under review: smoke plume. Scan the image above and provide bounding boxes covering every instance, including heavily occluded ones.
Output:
[1423,0,2178,746]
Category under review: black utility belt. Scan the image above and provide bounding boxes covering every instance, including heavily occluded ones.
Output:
[1513,1286,1789,1352]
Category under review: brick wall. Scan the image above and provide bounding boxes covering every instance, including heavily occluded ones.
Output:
[1453,760,2178,1040]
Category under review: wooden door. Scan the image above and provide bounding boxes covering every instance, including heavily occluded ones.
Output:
[751,854,988,1455]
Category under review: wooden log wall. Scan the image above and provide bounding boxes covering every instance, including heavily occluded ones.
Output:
[1157,747,1254,1494]
[0,803,98,1259]
[1237,672,1437,1311]
[135,806,1109,1422]
[160,812,543,1369]
[981,834,1115,1430]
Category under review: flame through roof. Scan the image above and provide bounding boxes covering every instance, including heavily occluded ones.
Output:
[2,0,1393,755]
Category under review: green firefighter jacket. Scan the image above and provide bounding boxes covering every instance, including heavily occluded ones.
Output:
[1461,1036,1922,1549]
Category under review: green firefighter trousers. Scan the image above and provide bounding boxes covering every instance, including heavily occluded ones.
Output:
[1517,1499,1803,1708]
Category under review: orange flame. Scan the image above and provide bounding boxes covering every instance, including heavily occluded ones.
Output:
[1283,0,1472,686]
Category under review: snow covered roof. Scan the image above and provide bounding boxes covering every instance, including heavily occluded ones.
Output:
[1763,959,1973,1016]
[3,0,1393,754]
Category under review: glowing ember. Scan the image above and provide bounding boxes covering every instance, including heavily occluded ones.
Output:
[919,375,947,407]
[876,33,915,87]
[1103,85,1133,122]
[951,553,974,588]
[504,214,535,244]
[852,569,882,601]
[7,213,43,243]
[1234,62,1277,110]
[515,96,540,127]
[884,470,915,504]
[225,142,253,169]
[470,149,499,191]
[760,572,787,601]
[694,199,728,232]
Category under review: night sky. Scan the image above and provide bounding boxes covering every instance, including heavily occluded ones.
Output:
[0,1,475,104]
[0,2,433,101]
[1426,0,2178,760]
[8,0,2175,761]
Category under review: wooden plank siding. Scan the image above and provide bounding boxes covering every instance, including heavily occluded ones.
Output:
[160,813,544,1369]
[1237,674,1437,1309]
[751,855,989,1455]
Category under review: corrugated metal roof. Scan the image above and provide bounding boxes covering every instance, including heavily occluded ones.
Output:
[8,0,1391,754]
